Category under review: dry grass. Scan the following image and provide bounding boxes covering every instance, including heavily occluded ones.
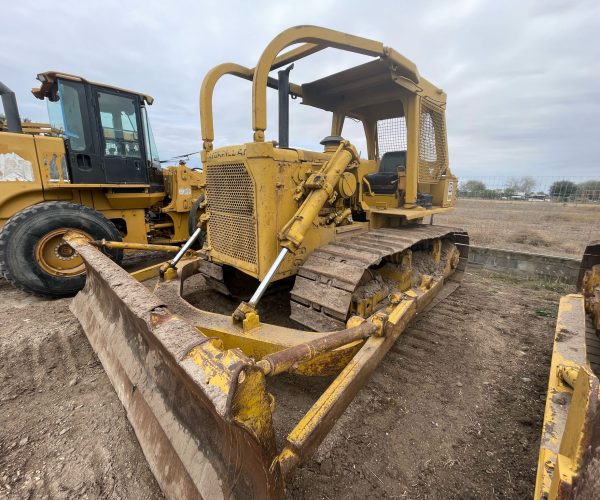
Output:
[435,199,600,257]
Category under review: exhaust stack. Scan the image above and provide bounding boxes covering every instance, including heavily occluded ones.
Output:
[277,64,293,148]
[0,82,23,133]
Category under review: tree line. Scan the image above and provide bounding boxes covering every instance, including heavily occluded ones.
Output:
[459,177,600,201]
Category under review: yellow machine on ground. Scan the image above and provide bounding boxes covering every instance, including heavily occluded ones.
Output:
[67,26,469,498]
[535,242,600,499]
[0,73,204,297]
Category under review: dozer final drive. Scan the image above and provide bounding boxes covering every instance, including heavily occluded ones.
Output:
[66,26,469,498]
[0,73,204,297]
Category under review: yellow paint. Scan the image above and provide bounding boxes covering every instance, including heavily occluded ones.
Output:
[243,311,261,332]
[387,299,416,327]
[199,26,458,284]
[97,241,181,253]
[534,293,600,499]
[1,93,204,246]
[130,262,164,282]
[35,227,91,277]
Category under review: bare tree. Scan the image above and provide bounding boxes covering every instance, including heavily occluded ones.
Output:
[520,176,536,194]
[506,176,536,194]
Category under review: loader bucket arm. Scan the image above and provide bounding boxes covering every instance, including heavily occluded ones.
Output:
[66,235,284,498]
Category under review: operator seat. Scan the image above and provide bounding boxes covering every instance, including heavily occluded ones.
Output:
[365,151,406,194]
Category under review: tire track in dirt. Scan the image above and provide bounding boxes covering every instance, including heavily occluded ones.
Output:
[0,278,161,499]
[285,272,561,499]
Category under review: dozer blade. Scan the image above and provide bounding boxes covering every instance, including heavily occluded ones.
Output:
[534,243,600,499]
[67,235,284,499]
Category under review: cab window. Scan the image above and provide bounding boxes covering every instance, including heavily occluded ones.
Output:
[47,80,89,152]
[97,92,141,158]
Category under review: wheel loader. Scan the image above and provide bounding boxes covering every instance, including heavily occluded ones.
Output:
[0,73,204,297]
[535,242,600,499]
[66,26,470,498]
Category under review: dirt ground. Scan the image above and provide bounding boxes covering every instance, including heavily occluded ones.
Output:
[0,253,570,499]
[435,199,600,257]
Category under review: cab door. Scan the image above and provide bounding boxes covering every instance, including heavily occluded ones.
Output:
[48,79,104,184]
[94,88,148,184]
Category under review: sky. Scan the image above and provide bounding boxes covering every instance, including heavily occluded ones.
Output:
[2,0,599,180]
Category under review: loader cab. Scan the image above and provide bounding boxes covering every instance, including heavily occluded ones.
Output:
[35,72,161,186]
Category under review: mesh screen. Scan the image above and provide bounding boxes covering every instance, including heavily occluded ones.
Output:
[376,117,407,157]
[418,103,448,183]
[206,163,257,264]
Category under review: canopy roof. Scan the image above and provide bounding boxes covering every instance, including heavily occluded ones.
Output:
[301,58,446,121]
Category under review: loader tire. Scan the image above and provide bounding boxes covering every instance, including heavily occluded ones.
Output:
[0,202,123,298]
[187,194,206,249]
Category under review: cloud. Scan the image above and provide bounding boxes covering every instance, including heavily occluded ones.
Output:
[1,0,598,178]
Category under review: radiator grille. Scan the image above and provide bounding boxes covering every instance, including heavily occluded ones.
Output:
[418,103,448,183]
[206,163,257,265]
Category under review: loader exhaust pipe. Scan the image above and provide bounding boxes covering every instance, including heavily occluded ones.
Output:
[278,64,293,148]
[0,82,23,133]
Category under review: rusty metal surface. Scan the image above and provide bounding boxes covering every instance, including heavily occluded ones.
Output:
[66,225,470,498]
[578,241,600,290]
[67,238,283,499]
[257,321,377,376]
[535,291,600,498]
[290,225,469,330]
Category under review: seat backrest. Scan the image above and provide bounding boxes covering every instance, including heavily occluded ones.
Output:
[379,151,406,173]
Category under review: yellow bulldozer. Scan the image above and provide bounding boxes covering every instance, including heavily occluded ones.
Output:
[535,242,600,499]
[0,73,204,297]
[66,26,470,498]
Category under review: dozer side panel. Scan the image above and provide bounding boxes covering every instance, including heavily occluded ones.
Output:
[0,132,45,227]
[69,239,283,499]
[33,135,70,187]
